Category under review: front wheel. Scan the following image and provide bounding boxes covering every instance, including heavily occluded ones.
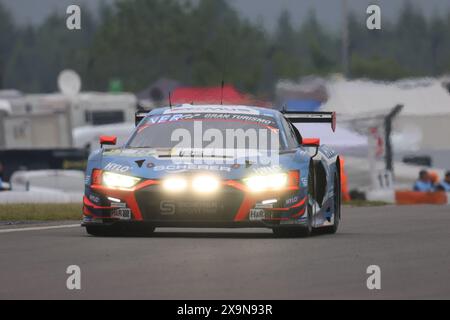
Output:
[85,225,119,237]
[86,224,155,237]
[273,166,315,238]
[322,172,341,234]
[272,201,313,238]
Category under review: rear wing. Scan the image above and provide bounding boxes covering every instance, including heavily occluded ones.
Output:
[282,111,337,132]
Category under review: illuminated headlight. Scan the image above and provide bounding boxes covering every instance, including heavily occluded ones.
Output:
[102,172,140,189]
[192,175,220,194]
[162,176,188,192]
[244,173,288,192]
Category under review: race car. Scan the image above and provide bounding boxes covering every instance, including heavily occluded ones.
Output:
[82,104,341,237]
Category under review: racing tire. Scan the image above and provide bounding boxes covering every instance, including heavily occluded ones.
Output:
[85,225,120,237]
[322,172,341,234]
[86,224,155,237]
[272,205,313,238]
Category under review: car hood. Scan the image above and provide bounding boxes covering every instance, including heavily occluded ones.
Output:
[99,148,299,180]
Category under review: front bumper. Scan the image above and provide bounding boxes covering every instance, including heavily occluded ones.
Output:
[83,179,307,228]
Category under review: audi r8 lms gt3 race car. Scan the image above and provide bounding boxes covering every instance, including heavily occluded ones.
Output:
[82,104,342,237]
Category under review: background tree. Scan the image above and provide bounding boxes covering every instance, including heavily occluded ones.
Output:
[5,10,96,92]
[2,0,450,94]
[0,3,16,89]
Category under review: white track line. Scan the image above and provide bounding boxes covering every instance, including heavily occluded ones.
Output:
[0,224,80,234]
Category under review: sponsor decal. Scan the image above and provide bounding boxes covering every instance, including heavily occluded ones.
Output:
[255,203,274,209]
[135,159,145,168]
[148,114,188,124]
[160,200,218,215]
[321,145,337,159]
[163,106,260,115]
[178,201,218,215]
[111,202,126,208]
[285,196,299,206]
[103,149,156,157]
[280,219,306,225]
[104,162,131,173]
[160,201,176,215]
[301,177,308,187]
[252,165,282,175]
[249,209,266,221]
[88,194,101,205]
[153,164,232,173]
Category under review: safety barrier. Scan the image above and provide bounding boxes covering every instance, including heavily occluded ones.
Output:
[395,191,449,205]
[340,157,351,202]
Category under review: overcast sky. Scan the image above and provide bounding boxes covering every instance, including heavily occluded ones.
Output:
[2,0,450,31]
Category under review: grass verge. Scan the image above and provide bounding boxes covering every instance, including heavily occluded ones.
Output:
[0,200,389,221]
[0,203,82,221]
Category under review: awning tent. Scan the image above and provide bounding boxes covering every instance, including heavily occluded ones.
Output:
[171,85,253,105]
[322,78,450,117]
[321,77,450,150]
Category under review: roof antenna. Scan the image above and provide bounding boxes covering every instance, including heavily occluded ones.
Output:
[168,91,172,109]
[220,80,225,105]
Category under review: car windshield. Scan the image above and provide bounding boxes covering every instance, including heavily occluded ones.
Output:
[126,112,285,150]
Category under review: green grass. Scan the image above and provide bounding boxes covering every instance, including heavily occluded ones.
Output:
[0,200,389,222]
[0,203,83,221]
[344,200,389,207]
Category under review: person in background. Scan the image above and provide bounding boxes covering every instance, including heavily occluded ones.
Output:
[437,172,450,192]
[413,170,435,192]
[429,171,439,186]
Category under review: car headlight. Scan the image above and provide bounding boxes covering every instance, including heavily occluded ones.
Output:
[244,173,288,192]
[162,176,188,192]
[102,172,140,189]
[192,175,220,194]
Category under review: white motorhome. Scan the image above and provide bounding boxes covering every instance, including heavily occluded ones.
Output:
[69,92,137,128]
[73,122,135,151]
[1,94,73,149]
[0,92,137,149]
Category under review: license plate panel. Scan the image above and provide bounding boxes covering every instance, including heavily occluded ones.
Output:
[111,208,132,220]
[249,209,266,221]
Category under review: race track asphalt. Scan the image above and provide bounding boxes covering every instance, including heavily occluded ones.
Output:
[0,205,449,300]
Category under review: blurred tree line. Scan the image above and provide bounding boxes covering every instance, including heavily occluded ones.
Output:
[1,0,450,95]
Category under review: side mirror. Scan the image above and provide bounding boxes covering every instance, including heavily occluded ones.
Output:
[100,135,117,148]
[302,138,320,147]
